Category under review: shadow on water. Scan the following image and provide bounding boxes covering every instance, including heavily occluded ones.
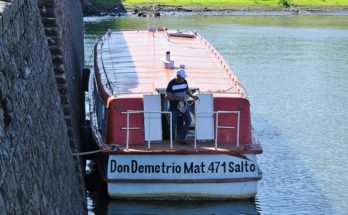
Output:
[85,160,261,215]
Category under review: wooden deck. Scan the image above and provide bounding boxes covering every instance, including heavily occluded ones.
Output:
[102,140,262,155]
[95,30,246,99]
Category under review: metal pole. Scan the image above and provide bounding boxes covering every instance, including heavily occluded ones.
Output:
[194,127,197,150]
[237,111,240,149]
[169,112,173,150]
[126,112,130,150]
[147,112,151,149]
[194,108,197,150]
[215,112,219,150]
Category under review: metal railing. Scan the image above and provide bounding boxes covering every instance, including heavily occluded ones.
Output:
[122,110,173,150]
[122,110,240,150]
[214,111,240,150]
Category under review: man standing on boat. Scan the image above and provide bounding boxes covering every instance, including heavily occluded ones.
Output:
[166,69,199,145]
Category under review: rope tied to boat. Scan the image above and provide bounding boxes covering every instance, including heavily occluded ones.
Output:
[177,95,199,113]
[71,144,120,156]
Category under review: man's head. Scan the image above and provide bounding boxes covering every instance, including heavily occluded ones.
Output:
[177,69,187,79]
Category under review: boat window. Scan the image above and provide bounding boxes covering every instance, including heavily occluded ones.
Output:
[94,84,108,141]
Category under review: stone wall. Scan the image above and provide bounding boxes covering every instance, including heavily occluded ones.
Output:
[38,0,85,195]
[0,0,85,214]
[38,0,85,151]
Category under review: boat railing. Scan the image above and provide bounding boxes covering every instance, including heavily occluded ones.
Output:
[123,110,240,151]
[192,110,240,150]
[97,34,115,94]
[163,28,170,41]
[124,110,173,150]
[213,111,240,150]
[197,33,247,98]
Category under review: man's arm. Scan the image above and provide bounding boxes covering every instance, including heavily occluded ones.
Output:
[186,89,199,100]
[166,92,184,101]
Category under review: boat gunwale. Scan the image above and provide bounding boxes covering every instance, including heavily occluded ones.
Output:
[104,176,262,184]
[100,148,263,155]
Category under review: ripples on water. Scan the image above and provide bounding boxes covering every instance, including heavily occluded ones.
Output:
[84,15,348,215]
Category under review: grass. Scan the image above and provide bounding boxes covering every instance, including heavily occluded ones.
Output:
[91,0,348,7]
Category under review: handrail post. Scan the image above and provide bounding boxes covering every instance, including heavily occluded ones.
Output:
[126,111,130,150]
[194,112,197,150]
[237,111,240,149]
[194,130,197,150]
[147,112,151,149]
[215,112,219,150]
[169,112,173,150]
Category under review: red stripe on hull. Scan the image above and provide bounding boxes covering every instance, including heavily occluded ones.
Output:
[105,177,262,184]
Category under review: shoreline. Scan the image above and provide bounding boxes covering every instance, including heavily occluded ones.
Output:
[83,3,348,17]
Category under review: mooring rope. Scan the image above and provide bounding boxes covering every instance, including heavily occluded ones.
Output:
[71,144,120,156]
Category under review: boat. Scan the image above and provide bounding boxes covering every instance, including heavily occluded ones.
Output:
[87,27,263,200]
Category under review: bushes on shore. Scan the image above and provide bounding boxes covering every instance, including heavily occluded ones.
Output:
[90,0,348,7]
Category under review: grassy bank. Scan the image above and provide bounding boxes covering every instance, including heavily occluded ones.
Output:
[92,0,348,7]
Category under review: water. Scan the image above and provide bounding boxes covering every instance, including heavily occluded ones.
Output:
[84,15,348,215]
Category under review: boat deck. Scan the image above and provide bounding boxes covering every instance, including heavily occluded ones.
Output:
[95,30,246,98]
[102,140,262,155]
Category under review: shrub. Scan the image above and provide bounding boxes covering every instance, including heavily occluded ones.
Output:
[279,0,292,7]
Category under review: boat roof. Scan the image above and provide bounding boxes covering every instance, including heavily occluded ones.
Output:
[94,29,247,100]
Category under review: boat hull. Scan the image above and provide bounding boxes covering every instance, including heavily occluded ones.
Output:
[108,181,258,200]
[104,153,261,200]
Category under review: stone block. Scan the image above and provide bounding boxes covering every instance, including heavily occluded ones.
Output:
[38,0,56,7]
[49,45,63,55]
[55,76,67,85]
[20,63,31,80]
[60,95,69,105]
[0,73,9,100]
[44,27,58,37]
[52,55,63,64]
[0,193,5,214]
[18,0,24,8]
[0,14,2,36]
[67,126,74,136]
[53,64,65,75]
[11,0,18,17]
[40,6,55,18]
[58,85,68,95]
[0,109,4,139]
[0,1,11,32]
[14,11,20,39]
[62,106,70,115]
[42,17,56,27]
[65,116,73,127]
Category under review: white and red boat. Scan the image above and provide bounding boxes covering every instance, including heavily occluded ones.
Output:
[88,28,262,200]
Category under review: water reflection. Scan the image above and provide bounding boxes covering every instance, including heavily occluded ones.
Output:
[106,200,259,215]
